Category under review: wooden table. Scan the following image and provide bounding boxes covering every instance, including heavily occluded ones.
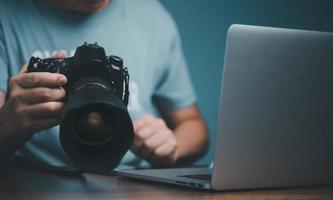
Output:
[0,166,332,200]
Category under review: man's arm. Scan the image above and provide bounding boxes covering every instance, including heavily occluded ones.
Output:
[168,104,208,165]
[131,105,208,167]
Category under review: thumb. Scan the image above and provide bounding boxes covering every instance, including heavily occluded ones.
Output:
[20,64,28,73]
[52,52,66,59]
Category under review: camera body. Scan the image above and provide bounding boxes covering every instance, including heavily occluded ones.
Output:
[28,43,133,172]
[28,42,129,105]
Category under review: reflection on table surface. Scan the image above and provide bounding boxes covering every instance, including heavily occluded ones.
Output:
[0,166,333,200]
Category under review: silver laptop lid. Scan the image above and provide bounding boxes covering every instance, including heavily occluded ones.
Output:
[212,25,333,190]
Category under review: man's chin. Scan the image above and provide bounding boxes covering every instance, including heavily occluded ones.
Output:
[47,0,111,15]
[81,0,110,14]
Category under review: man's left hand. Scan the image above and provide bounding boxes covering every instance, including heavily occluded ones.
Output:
[131,115,179,167]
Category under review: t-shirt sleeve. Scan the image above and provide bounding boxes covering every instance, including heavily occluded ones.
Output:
[0,23,8,94]
[153,20,197,110]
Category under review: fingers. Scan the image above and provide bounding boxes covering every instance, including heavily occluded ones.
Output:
[5,63,67,137]
[131,115,179,166]
[20,64,28,73]
[24,117,61,134]
[131,116,164,152]
[11,72,66,89]
[154,139,178,159]
[23,101,64,119]
[133,115,156,132]
[134,118,165,140]
[142,129,171,152]
[132,142,153,159]
[19,87,66,104]
[133,131,170,159]
[150,140,178,167]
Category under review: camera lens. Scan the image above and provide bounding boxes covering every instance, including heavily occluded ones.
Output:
[73,105,115,146]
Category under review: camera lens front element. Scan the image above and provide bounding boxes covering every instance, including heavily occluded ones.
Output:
[73,106,115,146]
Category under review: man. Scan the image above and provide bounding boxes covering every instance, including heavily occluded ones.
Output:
[0,0,208,169]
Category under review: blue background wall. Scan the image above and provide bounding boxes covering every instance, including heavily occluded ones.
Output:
[160,0,333,165]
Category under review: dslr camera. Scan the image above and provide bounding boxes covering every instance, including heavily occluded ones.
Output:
[28,42,133,172]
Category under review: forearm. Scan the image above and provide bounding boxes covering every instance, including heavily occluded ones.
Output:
[0,93,20,159]
[0,107,28,160]
[173,116,208,165]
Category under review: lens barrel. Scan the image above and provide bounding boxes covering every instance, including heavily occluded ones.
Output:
[60,80,133,172]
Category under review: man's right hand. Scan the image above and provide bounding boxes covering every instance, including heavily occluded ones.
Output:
[0,64,67,144]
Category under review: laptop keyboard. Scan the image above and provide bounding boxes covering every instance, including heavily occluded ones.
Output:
[178,174,212,181]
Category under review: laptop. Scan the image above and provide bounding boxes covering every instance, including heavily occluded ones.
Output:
[115,24,333,190]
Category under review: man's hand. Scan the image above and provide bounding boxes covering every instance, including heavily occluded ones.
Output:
[131,115,179,167]
[0,65,67,138]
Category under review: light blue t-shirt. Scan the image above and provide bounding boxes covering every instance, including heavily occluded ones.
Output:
[0,0,196,168]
